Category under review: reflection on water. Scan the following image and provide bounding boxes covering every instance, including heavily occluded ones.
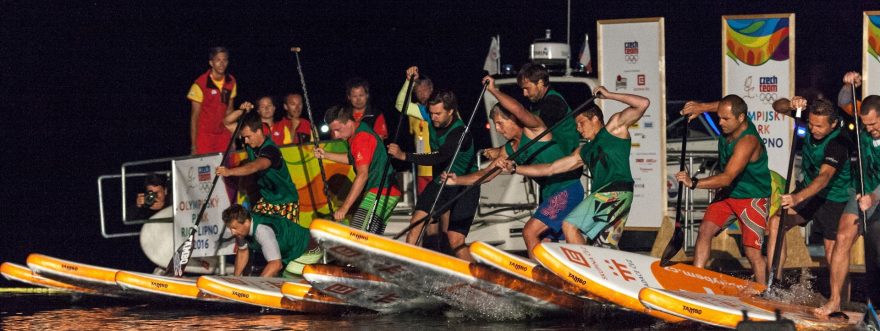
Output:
[0,291,717,330]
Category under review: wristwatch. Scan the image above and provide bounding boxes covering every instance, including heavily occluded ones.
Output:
[690,176,700,189]
[510,162,517,174]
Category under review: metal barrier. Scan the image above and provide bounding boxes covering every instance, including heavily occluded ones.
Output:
[120,156,180,224]
[97,173,149,238]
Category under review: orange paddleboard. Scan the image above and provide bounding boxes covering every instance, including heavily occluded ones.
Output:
[197,275,353,313]
[1,261,97,294]
[26,253,125,295]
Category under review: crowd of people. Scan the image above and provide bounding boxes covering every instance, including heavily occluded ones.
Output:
[182,46,877,318]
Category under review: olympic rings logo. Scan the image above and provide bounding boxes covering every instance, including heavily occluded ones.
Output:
[625,54,639,64]
[759,93,777,104]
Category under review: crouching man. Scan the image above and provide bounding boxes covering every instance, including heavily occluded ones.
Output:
[223,204,311,278]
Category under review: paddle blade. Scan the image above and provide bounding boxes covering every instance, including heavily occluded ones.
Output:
[165,230,196,277]
[659,227,684,267]
[865,300,880,331]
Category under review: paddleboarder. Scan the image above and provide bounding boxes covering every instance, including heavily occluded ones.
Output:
[502,86,648,249]
[766,97,852,287]
[816,72,880,317]
[444,76,583,259]
[387,89,479,260]
[315,106,400,235]
[675,95,771,284]
[222,204,311,278]
[394,66,434,194]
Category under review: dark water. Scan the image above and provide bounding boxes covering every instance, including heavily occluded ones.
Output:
[0,290,719,330]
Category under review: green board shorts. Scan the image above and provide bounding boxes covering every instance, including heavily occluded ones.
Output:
[564,190,634,249]
[350,191,400,235]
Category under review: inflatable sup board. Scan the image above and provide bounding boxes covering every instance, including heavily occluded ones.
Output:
[300,264,444,313]
[1,261,97,294]
[115,270,223,302]
[638,287,861,330]
[309,219,598,320]
[26,253,125,296]
[469,241,602,302]
[196,275,351,313]
[533,243,765,322]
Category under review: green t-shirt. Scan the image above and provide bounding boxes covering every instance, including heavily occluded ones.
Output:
[718,120,771,199]
[531,89,580,155]
[799,127,852,202]
[247,214,310,265]
[246,139,298,205]
[579,127,634,192]
[857,129,880,193]
[505,133,581,201]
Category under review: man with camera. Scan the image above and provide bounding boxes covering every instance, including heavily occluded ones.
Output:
[132,173,172,220]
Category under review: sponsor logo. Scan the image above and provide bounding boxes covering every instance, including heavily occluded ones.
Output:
[682,305,703,315]
[348,232,369,242]
[604,259,636,282]
[645,121,653,128]
[567,272,587,285]
[758,76,778,104]
[615,75,628,91]
[232,291,250,299]
[198,165,211,181]
[61,264,78,271]
[624,41,639,63]
[326,283,358,295]
[377,264,406,275]
[508,261,528,272]
[561,246,592,268]
[330,246,362,258]
[637,74,646,86]
[223,277,247,286]
[150,281,169,289]
[372,293,399,304]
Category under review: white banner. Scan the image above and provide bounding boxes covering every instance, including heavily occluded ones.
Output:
[172,154,234,257]
[597,17,667,228]
[865,12,880,97]
[722,14,795,176]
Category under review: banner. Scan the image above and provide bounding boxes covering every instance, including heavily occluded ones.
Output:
[865,11,880,96]
[597,17,667,228]
[722,14,795,176]
[172,154,234,257]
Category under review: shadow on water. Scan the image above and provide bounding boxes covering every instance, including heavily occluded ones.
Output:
[0,291,724,330]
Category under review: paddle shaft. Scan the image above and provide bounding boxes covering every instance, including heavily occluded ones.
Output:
[415,81,489,245]
[167,106,247,276]
[767,108,802,287]
[364,75,416,231]
[659,122,690,266]
[293,50,335,215]
[850,84,869,231]
[393,94,598,240]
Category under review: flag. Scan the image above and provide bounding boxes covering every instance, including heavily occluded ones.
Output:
[483,36,500,75]
[579,33,593,74]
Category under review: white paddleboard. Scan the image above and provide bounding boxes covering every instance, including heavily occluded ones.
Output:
[300,264,444,313]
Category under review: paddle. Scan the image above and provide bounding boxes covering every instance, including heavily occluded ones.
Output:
[849,82,879,325]
[659,119,689,267]
[362,74,416,233]
[393,94,599,240]
[767,106,802,287]
[166,104,249,277]
[294,133,330,220]
[414,80,490,245]
[292,47,335,216]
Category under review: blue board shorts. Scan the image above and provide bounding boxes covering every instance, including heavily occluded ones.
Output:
[534,181,585,235]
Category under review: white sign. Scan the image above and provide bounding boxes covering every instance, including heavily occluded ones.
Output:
[172,154,234,257]
[865,12,880,97]
[598,17,667,228]
[722,14,795,176]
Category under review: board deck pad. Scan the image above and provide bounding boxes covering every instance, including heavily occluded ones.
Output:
[196,275,351,313]
[300,264,444,313]
[26,253,127,296]
[309,219,598,320]
[533,243,766,322]
[1,262,97,294]
[115,270,223,302]
[469,241,602,302]
[639,287,861,330]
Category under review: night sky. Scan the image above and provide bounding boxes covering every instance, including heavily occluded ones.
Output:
[1,1,877,284]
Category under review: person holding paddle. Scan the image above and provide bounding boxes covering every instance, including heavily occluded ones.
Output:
[766,97,852,288]
[443,76,584,259]
[315,106,400,235]
[387,90,479,261]
[675,95,771,284]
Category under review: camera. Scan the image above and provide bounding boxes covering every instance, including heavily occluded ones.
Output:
[143,191,158,207]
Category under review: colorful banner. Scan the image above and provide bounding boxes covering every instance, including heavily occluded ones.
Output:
[230,140,356,228]
[172,154,234,258]
[865,12,880,96]
[722,14,795,176]
[597,17,667,228]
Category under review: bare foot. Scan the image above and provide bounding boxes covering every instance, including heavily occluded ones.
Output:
[813,301,840,319]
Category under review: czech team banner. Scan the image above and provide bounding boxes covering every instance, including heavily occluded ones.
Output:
[172,154,234,257]
[722,14,795,176]
[597,17,667,228]
[865,11,880,96]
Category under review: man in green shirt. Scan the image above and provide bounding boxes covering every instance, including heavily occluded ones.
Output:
[676,95,771,284]
[223,204,310,278]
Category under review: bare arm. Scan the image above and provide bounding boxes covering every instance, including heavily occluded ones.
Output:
[190,101,202,154]
[336,164,370,220]
[513,148,584,178]
[599,87,650,139]
[787,164,837,207]
[484,76,543,129]
[315,148,350,164]
[223,102,254,132]
[217,157,271,177]
[260,260,283,277]
[680,101,720,121]
[233,246,249,276]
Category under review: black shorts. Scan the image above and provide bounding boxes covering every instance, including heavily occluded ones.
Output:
[415,181,480,236]
[793,195,846,241]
